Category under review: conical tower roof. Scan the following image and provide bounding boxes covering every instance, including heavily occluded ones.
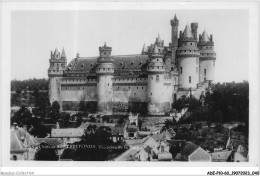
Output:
[157,34,161,42]
[182,24,194,38]
[201,30,210,42]
[174,14,178,21]
[61,47,66,58]
[153,44,159,54]
[142,43,147,52]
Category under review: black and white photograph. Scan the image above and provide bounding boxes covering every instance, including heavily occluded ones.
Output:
[1,1,259,176]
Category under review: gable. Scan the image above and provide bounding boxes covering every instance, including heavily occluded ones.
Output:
[189,147,211,162]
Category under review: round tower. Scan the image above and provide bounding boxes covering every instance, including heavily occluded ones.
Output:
[147,44,170,115]
[48,48,67,105]
[176,24,200,90]
[198,30,216,83]
[95,43,115,115]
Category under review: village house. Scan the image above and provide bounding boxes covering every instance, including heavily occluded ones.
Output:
[10,125,38,160]
[119,133,173,161]
[175,142,211,162]
[211,150,232,162]
[51,128,85,144]
[233,145,248,162]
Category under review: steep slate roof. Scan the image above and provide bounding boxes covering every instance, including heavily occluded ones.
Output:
[66,55,149,74]
[78,122,116,129]
[211,150,232,162]
[201,30,210,42]
[182,25,194,38]
[51,128,84,138]
[35,138,62,146]
[180,142,199,157]
[10,128,38,153]
[111,126,124,135]
[144,146,152,153]
[114,147,140,161]
[236,145,248,158]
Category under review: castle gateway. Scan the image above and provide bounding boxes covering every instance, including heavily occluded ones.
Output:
[48,15,216,115]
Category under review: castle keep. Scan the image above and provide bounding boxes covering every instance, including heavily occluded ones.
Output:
[48,15,216,115]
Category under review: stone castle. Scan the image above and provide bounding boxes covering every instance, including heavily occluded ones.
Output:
[48,14,216,115]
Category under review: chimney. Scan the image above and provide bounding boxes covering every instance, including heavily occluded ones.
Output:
[210,34,213,42]
[191,23,198,39]
[179,31,182,38]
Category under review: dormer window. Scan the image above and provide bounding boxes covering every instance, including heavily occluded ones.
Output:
[81,64,84,67]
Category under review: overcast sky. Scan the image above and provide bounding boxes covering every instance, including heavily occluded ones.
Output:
[11,10,248,82]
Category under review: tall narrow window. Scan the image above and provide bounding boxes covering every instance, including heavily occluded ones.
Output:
[180,67,182,74]
[213,61,215,67]
[156,75,159,82]
[196,58,199,64]
[196,67,198,73]
[204,69,207,76]
[189,76,191,83]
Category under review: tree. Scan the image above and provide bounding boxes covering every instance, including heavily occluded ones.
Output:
[34,142,59,161]
[11,106,32,126]
[89,116,96,122]
[117,116,125,124]
[102,116,110,123]
[172,96,186,111]
[33,91,50,118]
[138,119,142,130]
[164,119,174,129]
[214,123,224,133]
[59,112,71,128]
[76,116,83,127]
[29,118,48,138]
[73,125,125,161]
[48,101,60,121]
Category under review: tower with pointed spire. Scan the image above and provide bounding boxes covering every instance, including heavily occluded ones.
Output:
[48,48,67,105]
[176,24,200,90]
[198,30,216,82]
[141,43,148,55]
[47,14,216,115]
[170,14,179,65]
[95,42,115,115]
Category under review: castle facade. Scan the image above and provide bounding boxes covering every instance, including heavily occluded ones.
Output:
[48,15,216,115]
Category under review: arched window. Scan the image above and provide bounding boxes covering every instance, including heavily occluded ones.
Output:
[156,75,159,82]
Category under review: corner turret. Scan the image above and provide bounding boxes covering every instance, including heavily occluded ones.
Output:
[95,43,115,115]
[48,48,67,105]
[146,43,171,115]
[176,24,200,90]
[198,30,216,82]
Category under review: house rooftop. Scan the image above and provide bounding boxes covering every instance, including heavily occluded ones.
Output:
[211,150,232,162]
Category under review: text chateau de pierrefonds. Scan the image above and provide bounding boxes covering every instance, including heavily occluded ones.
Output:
[48,15,216,115]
